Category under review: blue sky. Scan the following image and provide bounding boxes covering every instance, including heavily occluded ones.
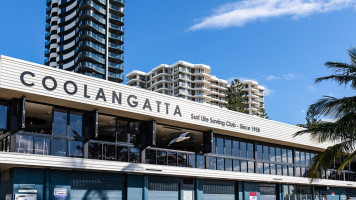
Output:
[0,0,355,125]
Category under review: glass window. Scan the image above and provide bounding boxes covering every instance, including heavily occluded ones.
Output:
[264,163,270,174]
[117,146,128,162]
[276,148,281,162]
[129,121,140,144]
[288,149,293,163]
[209,157,217,170]
[69,111,82,137]
[129,147,141,163]
[270,147,275,162]
[257,145,263,160]
[188,154,196,168]
[24,102,53,134]
[88,143,102,160]
[52,138,67,156]
[52,109,67,136]
[117,119,128,142]
[282,149,287,163]
[300,151,306,166]
[248,161,255,173]
[98,115,116,142]
[212,137,216,154]
[296,167,301,177]
[225,139,232,156]
[270,164,276,175]
[302,167,306,177]
[69,141,83,158]
[216,138,224,155]
[295,151,300,165]
[146,149,156,164]
[240,142,246,157]
[35,137,50,155]
[283,185,289,200]
[0,105,7,130]
[232,141,239,157]
[196,155,205,169]
[233,159,240,172]
[241,160,247,172]
[16,134,33,154]
[306,152,310,166]
[283,165,288,176]
[263,145,269,161]
[104,144,116,161]
[225,158,232,171]
[178,153,187,167]
[289,185,295,200]
[168,151,177,166]
[217,157,224,170]
[257,162,263,174]
[288,165,294,176]
[277,165,282,175]
[157,151,167,165]
[247,143,254,159]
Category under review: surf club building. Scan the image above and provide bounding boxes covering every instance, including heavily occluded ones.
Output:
[0,55,355,200]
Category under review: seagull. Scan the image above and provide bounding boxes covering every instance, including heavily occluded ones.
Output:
[168,132,190,146]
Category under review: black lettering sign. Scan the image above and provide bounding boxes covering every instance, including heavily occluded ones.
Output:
[63,81,77,95]
[42,76,57,91]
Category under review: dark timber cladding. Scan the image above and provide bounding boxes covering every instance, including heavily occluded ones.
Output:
[20,71,182,117]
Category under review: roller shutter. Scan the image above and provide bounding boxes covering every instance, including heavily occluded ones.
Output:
[147,176,179,200]
[202,180,235,200]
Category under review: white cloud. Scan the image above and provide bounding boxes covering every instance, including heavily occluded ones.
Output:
[262,86,275,96]
[188,0,355,30]
[266,75,281,81]
[300,109,306,113]
[308,85,317,92]
[263,73,297,81]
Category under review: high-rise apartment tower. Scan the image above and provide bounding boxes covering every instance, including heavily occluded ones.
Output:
[126,61,265,115]
[44,0,125,83]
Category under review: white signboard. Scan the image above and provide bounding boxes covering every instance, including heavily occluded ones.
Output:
[54,188,67,198]
[183,190,193,200]
[14,194,36,200]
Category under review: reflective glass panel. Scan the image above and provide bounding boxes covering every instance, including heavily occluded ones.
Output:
[248,161,255,173]
[241,160,247,172]
[168,151,177,166]
[288,165,294,176]
[104,144,116,161]
[233,159,240,172]
[232,141,239,157]
[97,115,116,142]
[178,153,187,167]
[296,167,301,177]
[0,105,7,130]
[270,164,276,175]
[24,103,53,134]
[188,154,196,168]
[117,146,128,162]
[257,162,263,174]
[209,157,217,170]
[270,147,276,162]
[117,119,128,142]
[283,185,289,200]
[225,139,232,156]
[225,158,232,171]
[305,153,310,166]
[52,138,67,156]
[282,149,287,163]
[288,149,293,163]
[69,111,82,137]
[216,138,224,155]
[16,134,33,154]
[146,149,156,164]
[247,143,254,159]
[129,147,141,163]
[53,109,67,136]
[196,154,205,169]
[34,137,50,155]
[276,148,281,162]
[300,151,306,166]
[69,141,83,158]
[295,151,300,165]
[88,143,102,160]
[283,165,288,176]
[257,145,263,160]
[240,142,246,157]
[264,163,270,174]
[217,157,224,170]
[263,146,269,161]
[277,165,282,175]
[129,121,140,144]
[157,151,167,165]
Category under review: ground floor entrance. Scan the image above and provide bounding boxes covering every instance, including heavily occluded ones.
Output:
[0,167,354,200]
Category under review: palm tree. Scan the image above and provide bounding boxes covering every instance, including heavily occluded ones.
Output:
[294,47,356,181]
